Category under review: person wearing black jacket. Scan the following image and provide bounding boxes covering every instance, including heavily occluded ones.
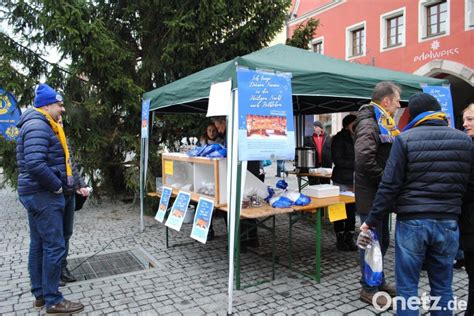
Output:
[331,114,357,251]
[57,116,90,286]
[362,93,472,313]
[461,103,474,315]
[353,81,401,305]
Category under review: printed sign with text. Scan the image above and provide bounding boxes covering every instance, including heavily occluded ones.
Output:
[237,68,295,161]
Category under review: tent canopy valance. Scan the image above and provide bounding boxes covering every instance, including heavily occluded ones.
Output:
[144,44,446,114]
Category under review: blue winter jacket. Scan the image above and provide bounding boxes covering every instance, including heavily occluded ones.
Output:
[16,108,71,195]
[365,120,472,227]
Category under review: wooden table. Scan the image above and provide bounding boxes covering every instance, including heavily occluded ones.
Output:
[148,191,293,289]
[287,170,332,191]
[147,192,355,287]
[288,195,355,282]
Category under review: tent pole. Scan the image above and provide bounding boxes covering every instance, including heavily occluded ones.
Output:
[139,109,153,232]
[227,84,240,315]
[295,96,304,147]
[139,137,146,232]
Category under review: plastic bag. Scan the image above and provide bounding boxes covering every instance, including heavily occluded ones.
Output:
[363,230,384,287]
[187,146,206,157]
[263,160,272,167]
[187,144,226,158]
[265,180,311,208]
[281,191,311,206]
[269,195,294,208]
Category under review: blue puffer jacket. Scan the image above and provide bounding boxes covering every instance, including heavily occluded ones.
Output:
[366,120,472,226]
[16,108,71,195]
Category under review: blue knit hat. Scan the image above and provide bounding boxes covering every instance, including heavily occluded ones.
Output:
[34,83,63,108]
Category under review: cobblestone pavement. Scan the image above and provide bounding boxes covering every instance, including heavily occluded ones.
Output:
[0,163,469,315]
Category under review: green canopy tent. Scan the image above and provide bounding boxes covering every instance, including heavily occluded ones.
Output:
[144,44,445,114]
[140,44,446,314]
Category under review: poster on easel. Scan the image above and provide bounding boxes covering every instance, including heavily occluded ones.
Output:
[236,68,295,161]
[190,197,215,244]
[165,191,191,231]
[155,186,172,223]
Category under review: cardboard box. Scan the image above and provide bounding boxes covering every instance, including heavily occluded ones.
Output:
[305,184,340,198]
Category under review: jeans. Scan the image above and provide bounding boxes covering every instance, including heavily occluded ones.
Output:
[19,191,65,308]
[395,219,458,316]
[276,160,286,177]
[358,212,390,292]
[62,194,76,270]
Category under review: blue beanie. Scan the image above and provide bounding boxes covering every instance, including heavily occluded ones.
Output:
[34,83,63,108]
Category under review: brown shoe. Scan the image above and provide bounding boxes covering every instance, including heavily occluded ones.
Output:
[360,289,391,308]
[46,299,84,315]
[379,283,396,297]
[34,296,45,309]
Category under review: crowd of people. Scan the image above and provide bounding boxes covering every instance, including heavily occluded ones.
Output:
[303,81,474,314]
[16,80,474,315]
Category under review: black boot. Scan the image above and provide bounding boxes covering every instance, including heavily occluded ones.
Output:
[336,232,347,251]
[344,231,358,251]
[61,267,77,283]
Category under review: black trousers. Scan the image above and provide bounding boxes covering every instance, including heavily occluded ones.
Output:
[333,203,356,233]
[465,251,474,316]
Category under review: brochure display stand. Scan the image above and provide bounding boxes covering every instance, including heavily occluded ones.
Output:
[161,153,227,206]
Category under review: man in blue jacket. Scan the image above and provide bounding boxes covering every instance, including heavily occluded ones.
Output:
[361,93,472,314]
[16,83,84,314]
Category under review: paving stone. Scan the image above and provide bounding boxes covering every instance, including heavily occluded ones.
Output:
[320,311,343,316]
[0,172,469,315]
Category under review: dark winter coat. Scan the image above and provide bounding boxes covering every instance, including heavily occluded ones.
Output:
[353,105,393,214]
[331,128,354,185]
[303,133,332,168]
[365,120,472,227]
[16,108,73,195]
[461,139,474,251]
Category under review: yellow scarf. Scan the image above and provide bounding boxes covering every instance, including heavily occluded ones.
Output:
[34,108,73,184]
[371,101,400,143]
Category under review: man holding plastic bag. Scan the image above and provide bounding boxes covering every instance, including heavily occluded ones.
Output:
[361,93,472,314]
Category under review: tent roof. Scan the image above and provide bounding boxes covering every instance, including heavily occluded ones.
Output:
[144,44,445,114]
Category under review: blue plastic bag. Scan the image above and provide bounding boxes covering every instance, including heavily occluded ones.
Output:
[269,195,293,208]
[364,230,384,287]
[186,146,206,157]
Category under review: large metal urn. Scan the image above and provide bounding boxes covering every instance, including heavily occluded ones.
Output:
[295,147,316,172]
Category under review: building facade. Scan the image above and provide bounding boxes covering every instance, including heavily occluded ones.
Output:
[288,0,474,129]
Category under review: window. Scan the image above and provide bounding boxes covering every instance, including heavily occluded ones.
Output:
[426,1,447,36]
[380,8,406,51]
[467,0,474,30]
[387,15,404,47]
[419,0,450,41]
[310,37,324,55]
[346,21,366,60]
[351,27,365,56]
[313,41,323,54]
